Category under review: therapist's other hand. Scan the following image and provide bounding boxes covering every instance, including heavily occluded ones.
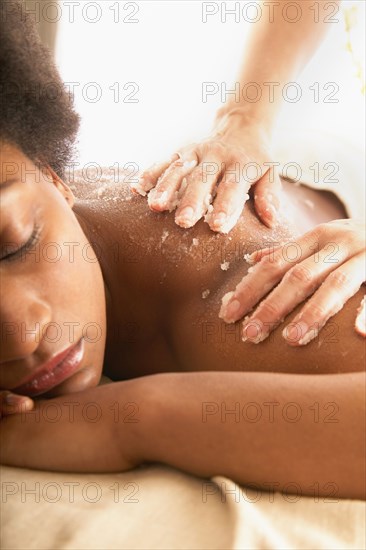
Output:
[131,111,283,232]
[219,219,366,345]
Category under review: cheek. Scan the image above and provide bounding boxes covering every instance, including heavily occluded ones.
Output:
[38,206,106,321]
[39,232,107,365]
[36,187,107,345]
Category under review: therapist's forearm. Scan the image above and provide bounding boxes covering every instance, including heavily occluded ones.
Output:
[141,370,365,500]
[217,0,340,133]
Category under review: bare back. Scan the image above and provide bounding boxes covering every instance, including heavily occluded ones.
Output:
[71,171,365,379]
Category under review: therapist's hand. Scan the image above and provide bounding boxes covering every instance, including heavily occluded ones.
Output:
[219,219,366,345]
[131,110,284,232]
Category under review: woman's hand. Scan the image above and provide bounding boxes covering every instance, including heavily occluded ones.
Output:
[0,381,143,472]
[131,111,284,232]
[0,390,34,419]
[219,219,366,345]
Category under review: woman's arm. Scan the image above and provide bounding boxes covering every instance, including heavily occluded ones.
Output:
[142,371,365,501]
[1,370,365,500]
[0,379,141,473]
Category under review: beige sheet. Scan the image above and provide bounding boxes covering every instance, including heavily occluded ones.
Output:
[1,464,365,549]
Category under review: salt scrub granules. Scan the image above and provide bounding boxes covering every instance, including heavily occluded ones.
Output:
[202,289,210,299]
[161,230,169,243]
[219,291,235,322]
[243,253,255,265]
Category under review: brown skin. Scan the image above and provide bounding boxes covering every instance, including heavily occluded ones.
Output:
[74,157,363,379]
[0,142,365,499]
[0,143,106,395]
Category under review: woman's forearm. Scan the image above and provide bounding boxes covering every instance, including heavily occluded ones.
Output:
[2,369,364,501]
[0,379,142,473]
[140,370,365,500]
[217,0,340,132]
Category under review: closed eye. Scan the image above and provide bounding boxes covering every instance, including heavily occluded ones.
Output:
[0,224,42,262]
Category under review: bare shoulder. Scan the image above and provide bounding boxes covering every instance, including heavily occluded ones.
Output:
[65,167,133,203]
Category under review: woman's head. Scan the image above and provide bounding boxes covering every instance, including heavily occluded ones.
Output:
[0,1,107,397]
[0,0,79,178]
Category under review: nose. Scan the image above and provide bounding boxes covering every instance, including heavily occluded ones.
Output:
[0,285,52,363]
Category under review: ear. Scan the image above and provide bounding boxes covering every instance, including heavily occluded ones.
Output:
[43,166,75,208]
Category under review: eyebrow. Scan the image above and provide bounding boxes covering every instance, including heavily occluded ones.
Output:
[0,178,18,190]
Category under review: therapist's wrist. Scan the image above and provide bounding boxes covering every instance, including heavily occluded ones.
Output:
[212,105,274,151]
[214,103,276,141]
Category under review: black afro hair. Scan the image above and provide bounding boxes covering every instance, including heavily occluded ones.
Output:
[0,0,80,178]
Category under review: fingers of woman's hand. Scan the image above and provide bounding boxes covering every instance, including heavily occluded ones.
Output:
[204,165,251,233]
[131,154,179,196]
[147,157,198,212]
[355,296,366,337]
[282,252,366,345]
[0,391,34,419]
[253,169,284,228]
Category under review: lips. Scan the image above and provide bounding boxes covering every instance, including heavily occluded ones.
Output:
[12,338,85,397]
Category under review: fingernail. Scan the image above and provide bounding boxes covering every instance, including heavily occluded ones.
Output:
[219,291,234,321]
[212,212,227,227]
[148,189,169,209]
[4,393,19,405]
[263,205,277,228]
[130,177,147,196]
[182,159,198,169]
[242,319,267,343]
[4,393,31,407]
[176,206,195,227]
[355,299,366,336]
[283,321,309,344]
[222,299,241,322]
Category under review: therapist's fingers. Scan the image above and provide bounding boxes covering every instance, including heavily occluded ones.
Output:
[205,165,252,233]
[282,252,366,345]
[240,245,351,343]
[174,158,223,228]
[244,244,283,264]
[131,154,179,196]
[219,231,318,324]
[147,157,198,211]
[219,224,345,324]
[253,168,284,229]
[0,391,34,419]
[355,296,366,337]
[219,252,289,324]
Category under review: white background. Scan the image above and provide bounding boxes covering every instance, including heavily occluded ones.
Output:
[55,0,365,171]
